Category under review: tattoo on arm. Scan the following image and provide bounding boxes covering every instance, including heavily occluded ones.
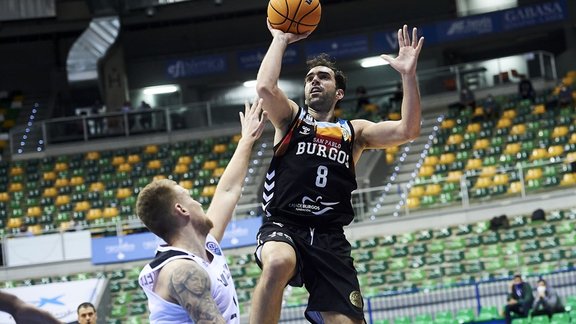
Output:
[169,263,225,324]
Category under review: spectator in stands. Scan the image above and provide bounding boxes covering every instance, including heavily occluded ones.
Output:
[136,99,267,323]
[459,85,476,109]
[138,100,152,129]
[557,82,574,107]
[90,100,104,135]
[0,291,62,324]
[483,94,500,120]
[75,302,97,324]
[531,279,564,319]
[502,274,534,324]
[518,76,536,102]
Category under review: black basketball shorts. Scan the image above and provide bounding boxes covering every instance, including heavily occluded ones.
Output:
[254,221,365,323]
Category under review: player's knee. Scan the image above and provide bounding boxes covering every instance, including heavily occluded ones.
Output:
[261,253,296,280]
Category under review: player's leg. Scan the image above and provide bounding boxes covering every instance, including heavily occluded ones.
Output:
[250,240,297,324]
[320,311,364,324]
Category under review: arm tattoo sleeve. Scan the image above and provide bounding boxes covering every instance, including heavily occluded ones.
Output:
[169,263,225,324]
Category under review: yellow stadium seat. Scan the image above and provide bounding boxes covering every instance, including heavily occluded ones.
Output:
[424,184,441,196]
[111,156,126,166]
[496,118,512,129]
[2,120,15,128]
[0,192,9,202]
[387,146,399,155]
[42,187,58,197]
[8,183,23,192]
[504,143,521,155]
[59,221,74,232]
[9,166,23,176]
[103,207,119,218]
[28,225,42,235]
[569,133,576,144]
[510,124,526,135]
[530,148,548,161]
[0,140,7,149]
[502,110,517,120]
[439,153,455,165]
[418,166,434,177]
[473,139,490,150]
[144,145,158,154]
[55,195,71,206]
[180,180,193,190]
[174,164,188,174]
[441,119,455,129]
[116,188,132,199]
[70,176,84,186]
[408,186,425,198]
[465,158,483,170]
[493,174,509,185]
[547,145,564,158]
[213,144,227,154]
[532,104,546,115]
[446,171,463,182]
[85,151,100,160]
[388,112,401,120]
[201,185,217,197]
[203,160,218,170]
[7,218,23,229]
[232,134,242,143]
[74,201,91,212]
[560,173,576,186]
[386,153,394,164]
[86,208,102,221]
[27,206,42,217]
[466,123,481,133]
[117,163,132,173]
[153,175,166,181]
[89,182,105,192]
[566,152,576,163]
[54,178,69,188]
[447,134,463,145]
[474,177,493,189]
[54,162,68,172]
[525,168,543,180]
[127,154,141,164]
[177,156,192,165]
[212,167,225,177]
[423,156,439,166]
[407,197,420,209]
[147,160,162,169]
[473,107,484,118]
[43,171,56,181]
[551,126,569,138]
[507,181,522,194]
[480,166,497,177]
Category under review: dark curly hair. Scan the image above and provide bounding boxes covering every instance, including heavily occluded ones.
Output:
[306,53,347,94]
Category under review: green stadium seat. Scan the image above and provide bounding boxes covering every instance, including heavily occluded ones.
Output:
[434,310,454,324]
[393,315,411,324]
[512,318,530,324]
[413,314,433,324]
[549,312,570,324]
[530,315,550,324]
[564,295,576,312]
[476,306,500,321]
[455,307,475,323]
[373,320,390,324]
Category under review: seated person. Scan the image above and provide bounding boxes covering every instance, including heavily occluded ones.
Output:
[532,279,564,318]
[502,275,534,324]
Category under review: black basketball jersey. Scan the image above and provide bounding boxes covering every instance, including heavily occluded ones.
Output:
[262,106,357,227]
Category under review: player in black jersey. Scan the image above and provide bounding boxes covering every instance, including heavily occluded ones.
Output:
[250,21,424,324]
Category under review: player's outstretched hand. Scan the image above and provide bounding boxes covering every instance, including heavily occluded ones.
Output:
[13,303,62,324]
[380,25,424,76]
[266,19,312,44]
[240,97,268,142]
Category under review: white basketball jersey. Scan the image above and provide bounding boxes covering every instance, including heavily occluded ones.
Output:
[138,234,239,324]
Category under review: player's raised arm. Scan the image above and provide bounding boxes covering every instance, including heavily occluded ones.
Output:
[207,99,268,242]
[0,291,62,324]
[353,25,424,155]
[256,20,309,139]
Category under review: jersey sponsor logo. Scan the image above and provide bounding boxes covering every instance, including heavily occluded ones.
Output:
[206,241,222,255]
[295,141,350,168]
[299,125,312,135]
[288,195,339,215]
[349,290,363,309]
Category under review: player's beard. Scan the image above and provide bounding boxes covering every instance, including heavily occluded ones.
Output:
[307,88,337,113]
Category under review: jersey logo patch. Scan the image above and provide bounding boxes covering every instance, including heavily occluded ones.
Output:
[289,195,340,215]
[299,125,312,135]
[206,241,222,255]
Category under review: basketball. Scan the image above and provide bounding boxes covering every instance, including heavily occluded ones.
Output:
[267,0,321,35]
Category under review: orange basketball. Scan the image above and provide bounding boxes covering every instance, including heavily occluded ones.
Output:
[267,0,321,35]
